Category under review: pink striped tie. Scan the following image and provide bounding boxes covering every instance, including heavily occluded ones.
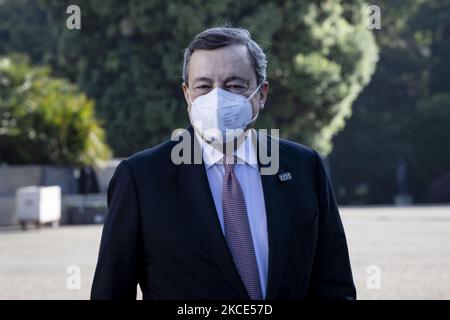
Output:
[222,155,263,300]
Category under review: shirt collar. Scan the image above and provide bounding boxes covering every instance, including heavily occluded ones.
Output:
[194,129,259,170]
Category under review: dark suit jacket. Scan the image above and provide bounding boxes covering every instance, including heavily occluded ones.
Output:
[91,127,356,300]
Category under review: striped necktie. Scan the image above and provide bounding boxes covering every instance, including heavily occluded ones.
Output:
[222,155,263,300]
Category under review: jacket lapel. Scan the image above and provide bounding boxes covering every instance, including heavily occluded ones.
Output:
[173,127,295,300]
[257,133,294,300]
[174,127,249,299]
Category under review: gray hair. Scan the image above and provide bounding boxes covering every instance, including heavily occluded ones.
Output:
[182,27,267,86]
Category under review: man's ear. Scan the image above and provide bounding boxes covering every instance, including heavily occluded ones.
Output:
[259,81,269,109]
[182,82,191,110]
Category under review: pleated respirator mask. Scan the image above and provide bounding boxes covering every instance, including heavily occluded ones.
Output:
[188,82,263,144]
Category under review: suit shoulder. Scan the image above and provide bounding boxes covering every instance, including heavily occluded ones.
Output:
[278,137,319,162]
[121,138,177,170]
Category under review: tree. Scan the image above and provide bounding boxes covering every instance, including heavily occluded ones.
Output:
[0,54,111,166]
[330,0,450,204]
[0,0,378,156]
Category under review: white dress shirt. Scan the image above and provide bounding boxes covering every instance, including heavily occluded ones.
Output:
[195,129,269,298]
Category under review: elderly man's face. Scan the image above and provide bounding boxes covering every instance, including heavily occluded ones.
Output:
[182,44,268,120]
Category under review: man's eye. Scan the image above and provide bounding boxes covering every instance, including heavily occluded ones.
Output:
[195,85,211,89]
[228,85,246,91]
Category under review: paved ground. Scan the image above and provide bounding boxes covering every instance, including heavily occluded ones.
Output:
[0,206,449,300]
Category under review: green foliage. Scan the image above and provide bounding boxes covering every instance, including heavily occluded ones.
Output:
[0,54,111,166]
[330,0,450,204]
[0,0,54,63]
[261,1,378,155]
[0,0,378,156]
[408,94,450,187]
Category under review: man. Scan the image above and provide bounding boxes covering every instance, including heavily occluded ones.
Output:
[91,27,356,300]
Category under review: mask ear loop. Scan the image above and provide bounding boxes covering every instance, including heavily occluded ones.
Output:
[187,89,193,105]
[247,81,264,101]
[245,80,265,126]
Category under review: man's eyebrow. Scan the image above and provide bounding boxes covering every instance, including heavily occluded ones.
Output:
[224,76,249,85]
[192,77,213,83]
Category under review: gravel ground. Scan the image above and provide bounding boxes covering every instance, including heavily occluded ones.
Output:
[0,206,449,300]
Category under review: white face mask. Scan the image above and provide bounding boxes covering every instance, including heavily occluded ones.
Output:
[188,83,263,144]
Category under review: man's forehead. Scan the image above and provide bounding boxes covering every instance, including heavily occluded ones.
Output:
[188,44,255,82]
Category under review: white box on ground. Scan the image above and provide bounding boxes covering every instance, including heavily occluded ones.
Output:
[15,186,61,224]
